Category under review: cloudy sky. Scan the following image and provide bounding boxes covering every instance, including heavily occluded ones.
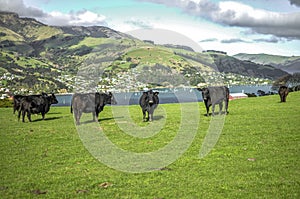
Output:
[1,0,300,56]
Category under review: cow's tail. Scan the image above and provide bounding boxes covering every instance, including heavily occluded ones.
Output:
[13,96,16,114]
[70,96,74,114]
[226,88,230,101]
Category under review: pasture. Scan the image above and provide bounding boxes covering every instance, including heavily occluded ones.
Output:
[0,92,299,198]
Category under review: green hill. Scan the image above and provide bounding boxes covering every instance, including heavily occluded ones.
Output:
[0,12,290,94]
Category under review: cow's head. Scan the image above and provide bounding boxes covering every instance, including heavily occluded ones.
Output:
[99,92,117,105]
[144,90,159,105]
[108,92,117,105]
[201,88,210,101]
[49,93,58,104]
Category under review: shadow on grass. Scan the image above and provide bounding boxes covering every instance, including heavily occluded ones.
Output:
[99,117,116,122]
[32,116,62,122]
[79,117,117,125]
[47,112,62,115]
[153,115,164,121]
[203,111,229,116]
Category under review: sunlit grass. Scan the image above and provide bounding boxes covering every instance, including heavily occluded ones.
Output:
[0,92,299,198]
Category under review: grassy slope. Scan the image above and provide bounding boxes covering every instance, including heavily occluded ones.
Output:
[0,92,299,198]
[71,37,211,72]
[0,27,24,42]
[29,26,62,41]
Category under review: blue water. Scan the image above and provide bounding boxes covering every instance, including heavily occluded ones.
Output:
[54,85,275,106]
[228,85,274,94]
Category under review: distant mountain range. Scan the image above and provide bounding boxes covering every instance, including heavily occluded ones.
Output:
[0,12,293,94]
[234,53,300,74]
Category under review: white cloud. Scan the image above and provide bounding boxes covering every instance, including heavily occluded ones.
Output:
[36,10,107,26]
[69,10,106,26]
[0,0,107,26]
[0,0,46,17]
[138,0,300,40]
[124,18,153,29]
[220,38,250,43]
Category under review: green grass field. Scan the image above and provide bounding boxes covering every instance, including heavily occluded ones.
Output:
[0,92,299,198]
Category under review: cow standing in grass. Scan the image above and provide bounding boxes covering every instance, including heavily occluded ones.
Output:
[279,86,289,102]
[198,86,229,116]
[13,93,48,114]
[71,92,116,125]
[139,90,159,122]
[18,93,58,122]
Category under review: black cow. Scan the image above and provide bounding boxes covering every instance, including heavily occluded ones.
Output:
[71,92,116,125]
[278,86,289,102]
[13,95,24,114]
[139,90,159,122]
[13,93,48,114]
[18,93,58,122]
[198,86,229,116]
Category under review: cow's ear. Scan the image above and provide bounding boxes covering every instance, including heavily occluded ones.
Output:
[154,92,159,95]
[197,88,202,91]
[143,91,148,95]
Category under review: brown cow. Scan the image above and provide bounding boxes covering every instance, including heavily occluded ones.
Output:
[278,86,289,102]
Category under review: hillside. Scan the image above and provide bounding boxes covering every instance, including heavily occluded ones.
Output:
[234,53,300,74]
[209,52,288,79]
[0,12,289,95]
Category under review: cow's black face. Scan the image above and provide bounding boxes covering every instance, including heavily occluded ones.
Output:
[201,88,210,101]
[50,93,58,104]
[144,91,159,105]
[148,91,155,104]
[109,92,117,105]
[102,92,117,105]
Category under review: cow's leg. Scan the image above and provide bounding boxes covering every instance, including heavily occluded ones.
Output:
[21,110,26,122]
[73,109,78,125]
[95,111,100,122]
[219,102,223,115]
[92,112,96,122]
[204,101,210,116]
[18,109,21,121]
[283,94,287,102]
[27,110,32,122]
[142,109,147,122]
[75,110,82,125]
[148,108,154,122]
[22,110,27,122]
[224,100,229,114]
[41,112,45,120]
[205,106,209,116]
[279,95,282,102]
[212,104,215,116]
[77,111,82,125]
